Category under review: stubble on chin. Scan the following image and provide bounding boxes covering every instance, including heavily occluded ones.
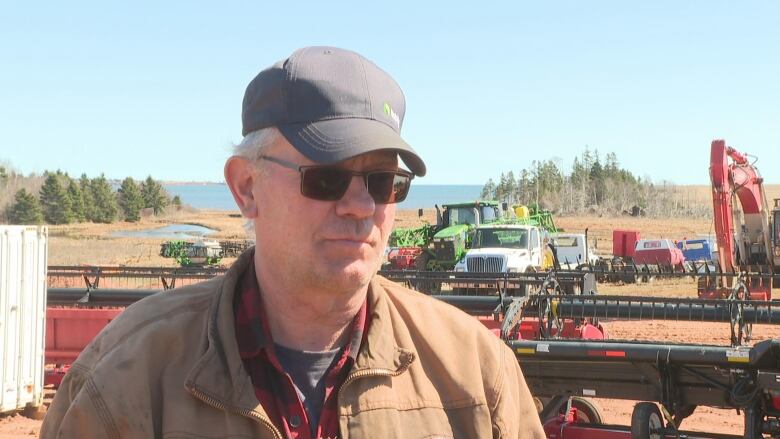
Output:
[285,242,379,297]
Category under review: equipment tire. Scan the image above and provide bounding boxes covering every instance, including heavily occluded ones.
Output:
[565,397,603,424]
[631,402,663,439]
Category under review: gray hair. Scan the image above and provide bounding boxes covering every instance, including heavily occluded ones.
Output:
[232,126,284,176]
[232,127,284,235]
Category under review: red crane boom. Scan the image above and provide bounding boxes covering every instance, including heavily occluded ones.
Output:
[706,139,775,299]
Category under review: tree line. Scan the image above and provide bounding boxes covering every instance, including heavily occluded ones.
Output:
[480,148,710,218]
[2,166,182,225]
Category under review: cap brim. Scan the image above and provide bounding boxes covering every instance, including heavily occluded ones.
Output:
[277,119,426,177]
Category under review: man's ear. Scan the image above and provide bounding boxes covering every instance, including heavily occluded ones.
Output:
[224,156,259,219]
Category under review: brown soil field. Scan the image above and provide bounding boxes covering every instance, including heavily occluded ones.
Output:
[5,206,779,436]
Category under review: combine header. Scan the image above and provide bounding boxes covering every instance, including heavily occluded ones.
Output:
[512,289,780,437]
[420,266,780,437]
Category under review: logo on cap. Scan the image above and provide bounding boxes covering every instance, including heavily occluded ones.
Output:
[383,102,400,129]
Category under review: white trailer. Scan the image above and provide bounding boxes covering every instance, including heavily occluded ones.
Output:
[0,225,47,415]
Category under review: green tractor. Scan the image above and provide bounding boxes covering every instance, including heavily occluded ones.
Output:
[387,201,504,271]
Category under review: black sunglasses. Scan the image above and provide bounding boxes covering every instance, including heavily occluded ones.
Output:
[257,155,413,204]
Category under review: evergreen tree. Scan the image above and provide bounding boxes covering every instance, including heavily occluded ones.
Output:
[140,176,169,215]
[516,169,532,205]
[589,160,606,205]
[39,173,73,224]
[0,166,8,187]
[570,157,589,187]
[67,180,86,222]
[79,173,95,222]
[6,189,43,224]
[118,177,144,222]
[90,174,118,223]
[480,178,496,199]
[171,195,182,210]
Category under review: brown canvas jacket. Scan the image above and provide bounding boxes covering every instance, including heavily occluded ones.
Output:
[40,249,545,438]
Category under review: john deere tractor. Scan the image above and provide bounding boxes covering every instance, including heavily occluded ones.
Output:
[387,201,504,271]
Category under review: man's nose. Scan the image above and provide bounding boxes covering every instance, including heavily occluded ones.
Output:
[335,175,375,218]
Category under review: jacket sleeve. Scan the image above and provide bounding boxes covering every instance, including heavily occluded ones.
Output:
[40,364,117,439]
[491,340,546,438]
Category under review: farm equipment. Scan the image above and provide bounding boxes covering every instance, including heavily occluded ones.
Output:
[387,201,562,272]
[160,238,224,266]
[42,265,596,388]
[424,272,780,437]
[551,231,600,270]
[677,236,718,264]
[592,231,687,283]
[699,140,779,300]
[387,200,505,270]
[514,290,780,438]
[512,204,559,233]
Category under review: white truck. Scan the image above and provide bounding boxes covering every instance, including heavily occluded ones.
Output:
[453,224,544,295]
[551,233,600,269]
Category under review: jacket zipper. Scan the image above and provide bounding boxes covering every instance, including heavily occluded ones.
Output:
[190,387,283,439]
[337,354,415,403]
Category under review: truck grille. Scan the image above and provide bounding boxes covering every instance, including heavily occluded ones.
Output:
[467,256,504,272]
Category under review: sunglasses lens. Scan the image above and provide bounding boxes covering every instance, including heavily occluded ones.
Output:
[301,167,351,201]
[367,172,411,204]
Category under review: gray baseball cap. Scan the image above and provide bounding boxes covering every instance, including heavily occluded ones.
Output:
[241,46,426,176]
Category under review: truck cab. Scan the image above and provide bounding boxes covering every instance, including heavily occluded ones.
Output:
[551,233,599,269]
[454,224,543,274]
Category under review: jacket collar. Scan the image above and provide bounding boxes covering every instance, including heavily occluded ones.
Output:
[185,249,416,412]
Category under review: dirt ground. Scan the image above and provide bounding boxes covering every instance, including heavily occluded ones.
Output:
[0,414,40,438]
[5,208,776,437]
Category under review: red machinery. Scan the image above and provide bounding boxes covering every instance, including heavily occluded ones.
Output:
[45,308,123,387]
[701,139,779,300]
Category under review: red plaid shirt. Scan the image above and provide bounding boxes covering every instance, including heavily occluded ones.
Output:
[234,260,368,439]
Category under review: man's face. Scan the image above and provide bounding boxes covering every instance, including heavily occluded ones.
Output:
[251,136,398,294]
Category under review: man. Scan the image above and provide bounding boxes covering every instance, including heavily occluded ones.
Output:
[41,47,545,438]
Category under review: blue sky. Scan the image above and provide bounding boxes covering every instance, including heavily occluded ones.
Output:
[1,1,778,185]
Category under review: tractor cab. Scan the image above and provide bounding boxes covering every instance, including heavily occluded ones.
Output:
[441,202,501,228]
[430,201,503,269]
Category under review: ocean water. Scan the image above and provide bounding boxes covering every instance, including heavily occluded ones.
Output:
[164,183,484,211]
[111,223,216,239]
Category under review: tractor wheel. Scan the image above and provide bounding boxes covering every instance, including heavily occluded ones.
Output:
[564,397,603,424]
[631,402,664,439]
